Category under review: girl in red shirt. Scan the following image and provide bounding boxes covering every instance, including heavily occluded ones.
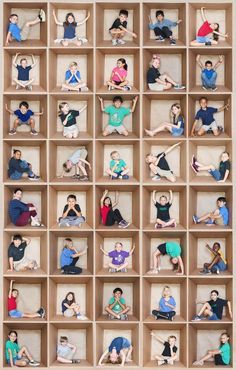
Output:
[100,190,130,228]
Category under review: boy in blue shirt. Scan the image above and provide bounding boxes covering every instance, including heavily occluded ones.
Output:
[193,196,229,227]
[12,53,36,91]
[196,54,224,91]
[61,61,88,92]
[148,10,182,45]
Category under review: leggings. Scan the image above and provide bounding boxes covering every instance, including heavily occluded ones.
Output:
[152,310,176,320]
[62,257,82,274]
[154,26,172,38]
[15,203,37,226]
[105,208,123,226]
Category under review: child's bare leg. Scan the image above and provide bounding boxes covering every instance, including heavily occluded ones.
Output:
[125,346,133,362]
[149,163,158,177]
[14,78,27,88]
[77,162,87,176]
[18,346,33,362]
[29,118,35,130]
[107,81,124,91]
[166,174,176,183]
[105,306,120,318]
[197,302,211,317]
[156,218,166,226]
[73,304,80,315]
[161,73,178,86]
[152,250,161,270]
[61,40,69,47]
[22,312,40,318]
[106,169,117,177]
[197,212,213,223]
[212,127,220,136]
[194,350,216,365]
[57,356,73,364]
[115,262,129,271]
[23,79,34,87]
[14,359,28,366]
[13,118,20,130]
[197,127,206,136]
[25,15,41,27]
[108,262,118,271]
[65,133,73,139]
[121,129,129,136]
[102,128,110,137]
[72,132,78,138]
[119,306,130,315]
[162,218,176,227]
[155,354,165,361]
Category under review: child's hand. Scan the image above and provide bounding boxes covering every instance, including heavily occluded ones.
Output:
[103,189,108,195]
[196,54,200,61]
[98,96,103,102]
[99,244,103,251]
[219,55,223,63]
[133,32,137,38]
[205,244,210,248]
[88,163,92,170]
[150,332,154,336]
[225,33,229,38]
[133,96,138,103]
[177,19,182,24]
[87,11,90,17]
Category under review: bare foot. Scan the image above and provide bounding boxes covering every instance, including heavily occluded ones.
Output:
[145,129,154,137]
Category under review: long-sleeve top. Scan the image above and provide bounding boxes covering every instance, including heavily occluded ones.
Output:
[149,19,177,30]
[9,199,29,224]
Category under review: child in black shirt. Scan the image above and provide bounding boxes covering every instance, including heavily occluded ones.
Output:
[152,190,176,228]
[58,102,87,139]
[191,151,230,183]
[58,194,85,227]
[151,332,178,366]
[109,9,137,46]
[13,53,36,91]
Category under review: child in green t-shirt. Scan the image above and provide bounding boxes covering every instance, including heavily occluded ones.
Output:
[98,95,138,137]
[106,150,129,180]
[105,287,130,320]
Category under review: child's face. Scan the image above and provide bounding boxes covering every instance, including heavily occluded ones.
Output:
[213,243,220,252]
[110,351,118,363]
[168,337,176,346]
[117,60,124,68]
[210,23,218,30]
[217,200,225,208]
[221,334,229,344]
[9,332,17,342]
[221,152,229,162]
[14,151,21,160]
[114,291,122,299]
[67,198,76,207]
[159,196,167,206]
[70,65,77,73]
[10,15,18,24]
[60,340,68,346]
[66,160,73,170]
[210,292,218,301]
[20,105,28,114]
[104,198,111,206]
[199,99,208,109]
[111,152,120,160]
[67,15,74,23]
[146,154,155,164]
[163,288,170,296]
[119,14,128,23]
[152,58,160,68]
[12,290,18,298]
[65,240,73,249]
[20,60,28,69]
[115,243,123,252]
[61,103,70,114]
[113,100,122,109]
[157,14,164,22]
[13,239,22,247]
[14,190,22,200]
[171,106,180,115]
[67,293,73,301]
[205,63,213,70]
[171,257,178,265]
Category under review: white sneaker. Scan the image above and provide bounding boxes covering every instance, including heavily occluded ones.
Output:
[112,39,117,46]
[78,37,88,44]
[31,216,43,227]
[117,39,126,45]
[39,9,46,22]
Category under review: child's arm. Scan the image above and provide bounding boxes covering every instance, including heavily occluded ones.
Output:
[76,246,88,257]
[196,54,204,69]
[176,256,184,275]
[98,97,105,112]
[169,190,173,204]
[119,350,126,367]
[98,349,109,366]
[100,189,109,207]
[57,170,65,178]
[217,100,230,112]
[77,11,90,26]
[150,332,165,344]
[119,25,137,38]
[8,349,14,368]
[34,108,44,116]
[72,205,82,218]
[12,52,20,67]
[112,191,119,208]
[190,120,198,136]
[79,105,87,114]
[5,104,14,115]
[152,190,156,205]
[205,243,215,254]
[218,168,230,183]
[52,9,63,26]
[100,244,109,256]
[31,54,36,68]
[74,73,82,83]
[200,7,207,22]
[5,31,12,46]
[8,257,14,272]
[213,30,228,38]
[62,206,71,218]
[22,237,31,245]
[129,244,135,255]
[164,142,181,156]
[213,55,223,70]
[227,301,233,320]
[8,280,14,298]
[131,96,138,112]
[67,342,76,350]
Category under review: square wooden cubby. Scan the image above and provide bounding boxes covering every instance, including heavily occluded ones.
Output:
[188,277,233,322]
[143,323,187,367]
[49,94,93,139]
[3,94,47,139]
[189,49,232,93]
[143,139,187,184]
[143,2,186,47]
[142,185,187,231]
[188,94,232,138]
[188,323,233,368]
[3,230,48,276]
[49,230,93,276]
[189,139,232,184]
[95,276,140,321]
[142,93,187,138]
[49,276,93,321]
[143,48,187,93]
[3,323,47,367]
[189,3,232,48]
[3,276,47,321]
[49,3,94,47]
[3,140,47,183]
[96,323,139,366]
[95,184,140,230]
[95,140,140,183]
[3,2,48,47]
[49,322,93,367]
[96,49,140,93]
[49,140,93,182]
[189,185,232,230]
[4,184,48,230]
[4,49,47,93]
[48,184,93,230]
[96,3,140,47]
[49,48,93,93]
[142,276,187,322]
[95,230,140,276]
[142,231,187,276]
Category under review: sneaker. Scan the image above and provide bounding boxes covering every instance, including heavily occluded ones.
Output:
[167,359,174,365]
[78,37,88,45]
[108,268,117,273]
[191,315,201,322]
[192,215,199,224]
[37,307,45,318]
[29,360,40,367]
[72,174,80,179]
[117,39,126,45]
[28,175,40,181]
[121,174,129,179]
[108,85,115,91]
[174,84,185,90]
[79,175,89,181]
[218,126,224,133]
[152,175,161,181]
[211,86,218,91]
[72,359,81,364]
[26,85,33,91]
[9,128,17,135]
[155,36,165,42]
[112,39,118,46]
[121,268,127,273]
[118,220,130,229]
[80,86,89,92]
[202,85,208,91]
[199,268,211,275]
[170,38,176,45]
[120,314,128,320]
[38,9,46,22]
[205,41,212,46]
[215,268,220,274]
[122,85,132,91]
[205,219,214,225]
[31,216,44,227]
[190,162,199,174]
[15,84,22,90]
[31,129,38,136]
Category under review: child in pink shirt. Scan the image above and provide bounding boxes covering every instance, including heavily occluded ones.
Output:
[107,58,131,91]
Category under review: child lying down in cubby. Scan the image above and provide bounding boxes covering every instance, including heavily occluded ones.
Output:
[61,292,87,320]
[152,285,176,321]
[148,242,184,275]
[109,9,137,46]
[12,53,36,91]
[151,332,178,366]
[98,337,133,366]
[8,149,40,181]
[60,237,87,275]
[8,234,38,272]
[57,336,80,364]
[100,241,135,273]
[106,150,129,180]
[58,194,85,228]
[58,101,87,139]
[105,287,130,320]
[199,242,227,275]
[61,61,89,92]
[58,148,91,181]
[152,190,176,228]
[107,58,132,91]
[6,330,40,367]
[191,151,230,183]
[100,190,130,228]
[193,196,229,227]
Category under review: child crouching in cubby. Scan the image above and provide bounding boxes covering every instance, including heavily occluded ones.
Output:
[199,242,227,275]
[57,336,80,364]
[106,150,129,180]
[196,54,224,91]
[105,287,130,320]
[152,285,176,321]
[58,148,91,181]
[61,292,86,320]
[193,196,229,227]
[151,332,178,366]
[100,190,130,229]
[107,58,131,91]
[148,242,184,276]
[8,149,40,181]
[191,151,230,183]
[13,53,36,91]
[60,237,87,275]
[109,9,137,46]
[100,242,135,273]
[61,61,89,92]
[58,102,87,139]
[6,330,40,367]
[152,190,176,228]
[193,332,231,367]
[98,337,133,366]
[58,194,85,227]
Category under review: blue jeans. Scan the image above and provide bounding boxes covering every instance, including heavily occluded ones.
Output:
[59,216,85,227]
[201,70,217,88]
[211,260,227,273]
[10,160,34,180]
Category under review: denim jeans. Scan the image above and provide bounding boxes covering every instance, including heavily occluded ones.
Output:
[10,160,34,180]
[59,216,85,227]
[201,70,217,88]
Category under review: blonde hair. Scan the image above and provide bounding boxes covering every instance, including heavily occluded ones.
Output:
[110,150,119,158]
[149,54,161,67]
[69,61,78,68]
[162,285,171,297]
[170,103,182,123]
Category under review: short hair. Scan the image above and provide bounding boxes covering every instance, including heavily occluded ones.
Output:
[156,10,164,17]
[211,289,219,296]
[67,194,76,201]
[60,336,68,342]
[20,58,27,64]
[160,195,167,201]
[10,14,18,18]
[223,151,229,157]
[113,287,123,294]
[205,60,213,66]
[217,197,226,204]
[110,151,119,157]
[13,234,23,242]
[64,238,72,243]
[199,96,208,103]
[113,96,123,104]
[62,162,71,173]
[13,149,21,155]
[119,9,128,17]
[12,289,19,294]
[13,188,23,194]
[19,101,29,109]
[168,335,177,341]
[115,242,123,248]
[69,61,77,68]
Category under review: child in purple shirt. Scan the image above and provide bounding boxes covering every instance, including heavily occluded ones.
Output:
[100,242,135,273]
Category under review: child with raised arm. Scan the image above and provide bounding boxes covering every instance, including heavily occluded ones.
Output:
[148,10,182,45]
[6,10,46,46]
[193,333,231,366]
[58,148,91,181]
[151,332,178,366]
[58,102,87,138]
[12,53,36,91]
[8,149,40,181]
[152,190,176,228]
[106,151,129,180]
[191,151,230,183]
[60,238,87,275]
[58,194,85,227]
[190,7,229,46]
[199,242,227,275]
[109,9,137,46]
[191,97,230,137]
[152,286,176,321]
[98,95,138,137]
[100,242,135,273]
[193,196,229,227]
[148,242,184,276]
[105,287,130,320]
[196,54,224,91]
[100,190,130,229]
[57,336,80,364]
[6,330,40,367]
[98,337,133,366]
[8,234,38,272]
[52,10,89,46]
[61,61,89,92]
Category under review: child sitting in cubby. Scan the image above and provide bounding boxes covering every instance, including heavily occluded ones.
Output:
[52,10,90,46]
[193,196,229,227]
[105,287,130,320]
[193,332,231,367]
[98,95,138,137]
[199,242,227,275]
[100,189,130,228]
[98,337,133,366]
[107,58,131,91]
[5,330,40,367]
[192,289,232,322]
[57,336,80,364]
[145,103,184,138]
[8,149,40,181]
[58,101,87,139]
[152,285,176,321]
[152,190,176,228]
[58,148,91,181]
[191,97,230,137]
[8,280,45,319]
[60,237,87,275]
[109,9,137,46]
[6,101,43,136]
[8,234,38,272]
[148,242,184,275]
[196,54,224,91]
[151,332,178,366]
[146,142,181,182]
[12,53,36,91]
[191,152,230,183]
[58,194,85,227]
[106,151,129,180]
[148,9,182,45]
[61,291,85,320]
[8,188,44,227]
[190,7,229,47]
[147,54,185,91]
[100,241,135,273]
[5,9,46,46]
[61,61,89,92]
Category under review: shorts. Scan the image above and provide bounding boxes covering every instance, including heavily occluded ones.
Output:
[157,243,167,255]
[105,124,127,134]
[63,308,75,318]
[148,82,165,91]
[17,80,31,86]
[156,167,174,180]
[202,121,217,132]
[57,349,74,360]
[209,312,220,321]
[171,127,184,137]
[20,24,30,41]
[18,119,30,125]
[63,125,79,137]
[112,80,122,85]
[196,36,211,43]
[9,309,23,318]
[215,216,224,226]
[122,338,131,349]
[7,355,21,365]
[214,354,227,366]
[209,169,221,181]
[13,256,37,272]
